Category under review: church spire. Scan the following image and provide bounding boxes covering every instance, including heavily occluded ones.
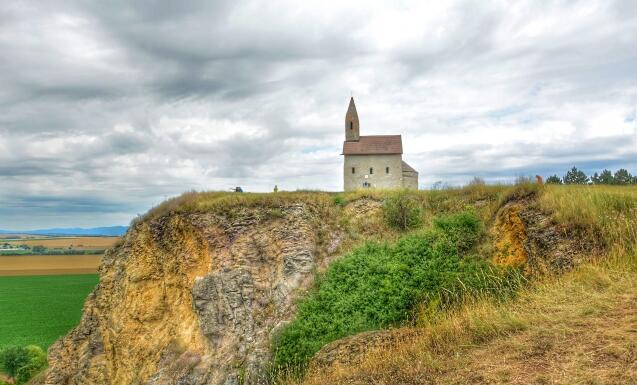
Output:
[345,97,360,141]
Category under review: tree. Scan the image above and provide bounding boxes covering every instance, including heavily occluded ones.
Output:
[31,245,46,253]
[545,175,562,184]
[0,345,46,384]
[592,169,614,184]
[0,346,30,378]
[613,168,633,185]
[563,167,589,185]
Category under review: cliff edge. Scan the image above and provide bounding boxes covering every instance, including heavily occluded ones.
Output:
[45,194,365,385]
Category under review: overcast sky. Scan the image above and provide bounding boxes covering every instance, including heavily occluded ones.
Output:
[1,0,637,229]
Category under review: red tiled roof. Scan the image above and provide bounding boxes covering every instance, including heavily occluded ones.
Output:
[342,135,403,155]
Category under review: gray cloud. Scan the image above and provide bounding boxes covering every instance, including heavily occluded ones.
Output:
[1,0,637,229]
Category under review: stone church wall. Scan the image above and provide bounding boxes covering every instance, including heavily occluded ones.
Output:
[344,154,403,191]
[402,169,419,190]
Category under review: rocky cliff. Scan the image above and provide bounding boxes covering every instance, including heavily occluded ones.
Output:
[45,187,589,385]
[45,197,366,385]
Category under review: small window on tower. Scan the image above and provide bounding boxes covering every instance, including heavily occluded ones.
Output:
[352,167,355,174]
[349,121,353,130]
[369,167,373,174]
[386,167,390,174]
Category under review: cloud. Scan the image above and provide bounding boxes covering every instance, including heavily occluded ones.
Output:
[1,0,637,228]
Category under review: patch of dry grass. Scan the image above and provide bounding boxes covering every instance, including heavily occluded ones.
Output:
[539,185,637,255]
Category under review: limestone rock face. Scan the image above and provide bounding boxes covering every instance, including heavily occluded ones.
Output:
[46,204,332,385]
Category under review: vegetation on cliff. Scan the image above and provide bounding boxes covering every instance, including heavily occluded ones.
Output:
[294,184,637,385]
[272,211,523,375]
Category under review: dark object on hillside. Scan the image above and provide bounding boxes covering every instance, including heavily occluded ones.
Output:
[233,187,243,193]
[535,175,543,185]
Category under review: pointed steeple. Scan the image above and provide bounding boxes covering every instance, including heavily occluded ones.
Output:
[345,97,360,141]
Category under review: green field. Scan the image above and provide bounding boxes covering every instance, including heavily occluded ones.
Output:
[0,274,98,349]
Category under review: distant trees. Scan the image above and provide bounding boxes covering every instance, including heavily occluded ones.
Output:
[591,169,614,185]
[547,167,637,185]
[563,167,590,185]
[614,168,633,185]
[545,175,562,184]
[31,245,46,253]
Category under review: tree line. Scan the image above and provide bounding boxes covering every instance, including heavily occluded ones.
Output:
[546,167,637,185]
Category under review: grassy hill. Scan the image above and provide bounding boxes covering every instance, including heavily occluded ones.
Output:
[288,185,637,384]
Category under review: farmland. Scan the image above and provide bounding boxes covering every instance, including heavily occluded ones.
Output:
[0,255,102,276]
[0,274,99,349]
[0,236,118,276]
[3,236,119,250]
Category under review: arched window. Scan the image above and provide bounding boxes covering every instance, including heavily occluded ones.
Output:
[386,167,390,174]
[369,167,373,174]
[352,167,355,174]
[349,121,353,130]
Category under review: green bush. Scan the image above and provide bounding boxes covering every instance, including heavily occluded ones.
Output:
[382,190,422,230]
[0,346,30,378]
[432,210,482,253]
[0,345,47,384]
[16,363,41,384]
[271,211,517,375]
[332,194,347,207]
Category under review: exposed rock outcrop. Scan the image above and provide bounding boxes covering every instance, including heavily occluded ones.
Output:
[491,198,599,274]
[46,203,341,385]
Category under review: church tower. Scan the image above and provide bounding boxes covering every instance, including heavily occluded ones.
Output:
[345,97,360,141]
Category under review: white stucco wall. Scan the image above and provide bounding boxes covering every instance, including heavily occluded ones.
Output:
[343,154,404,191]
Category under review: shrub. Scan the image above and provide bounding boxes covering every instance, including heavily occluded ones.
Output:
[382,190,422,230]
[432,210,483,253]
[16,363,43,384]
[0,346,30,378]
[271,211,517,376]
[332,195,346,207]
[0,345,47,384]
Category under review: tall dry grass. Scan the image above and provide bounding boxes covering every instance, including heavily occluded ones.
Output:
[539,185,637,257]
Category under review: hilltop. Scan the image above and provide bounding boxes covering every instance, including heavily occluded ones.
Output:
[38,185,637,385]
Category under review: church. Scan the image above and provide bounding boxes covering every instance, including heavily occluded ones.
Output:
[341,97,419,191]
